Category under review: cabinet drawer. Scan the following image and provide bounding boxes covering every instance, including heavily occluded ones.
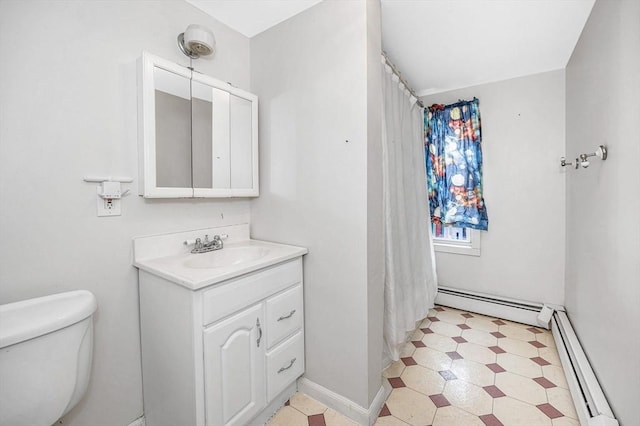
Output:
[266,331,304,402]
[202,258,302,326]
[266,284,303,349]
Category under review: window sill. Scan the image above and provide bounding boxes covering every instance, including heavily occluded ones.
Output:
[432,229,481,257]
[433,242,480,257]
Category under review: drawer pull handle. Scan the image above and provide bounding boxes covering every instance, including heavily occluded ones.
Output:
[277,310,296,321]
[278,358,297,374]
[256,318,262,348]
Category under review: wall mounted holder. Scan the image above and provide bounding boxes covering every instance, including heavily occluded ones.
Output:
[560,157,578,169]
[83,176,133,217]
[560,145,607,170]
[578,145,607,168]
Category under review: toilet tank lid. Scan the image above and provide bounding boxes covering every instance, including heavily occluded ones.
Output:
[0,290,97,349]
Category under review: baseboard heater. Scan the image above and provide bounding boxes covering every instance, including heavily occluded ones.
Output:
[435,286,618,425]
[552,311,618,426]
[435,286,545,327]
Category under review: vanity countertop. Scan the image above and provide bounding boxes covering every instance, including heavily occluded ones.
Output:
[134,237,307,291]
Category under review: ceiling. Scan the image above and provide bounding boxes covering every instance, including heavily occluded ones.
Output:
[187,0,595,95]
[185,0,322,38]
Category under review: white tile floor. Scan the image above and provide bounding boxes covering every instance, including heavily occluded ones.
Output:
[268,305,579,426]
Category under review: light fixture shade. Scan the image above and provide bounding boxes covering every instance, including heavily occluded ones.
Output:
[183,24,215,57]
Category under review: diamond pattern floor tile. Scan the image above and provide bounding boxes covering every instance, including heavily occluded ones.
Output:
[270,305,578,426]
[533,376,557,389]
[532,356,552,366]
[446,350,464,360]
[486,362,507,374]
[401,356,417,366]
[479,413,504,426]
[483,385,506,398]
[537,403,564,419]
[307,413,326,426]
[439,369,458,381]
[388,377,406,388]
[379,404,391,417]
[429,393,452,408]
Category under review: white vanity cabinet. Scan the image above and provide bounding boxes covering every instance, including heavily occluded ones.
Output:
[138,257,305,426]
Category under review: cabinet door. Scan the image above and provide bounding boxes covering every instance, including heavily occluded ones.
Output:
[203,304,266,426]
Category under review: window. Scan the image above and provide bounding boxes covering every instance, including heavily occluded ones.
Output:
[431,222,481,256]
[424,98,488,257]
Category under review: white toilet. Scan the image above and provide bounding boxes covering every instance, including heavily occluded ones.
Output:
[0,290,97,426]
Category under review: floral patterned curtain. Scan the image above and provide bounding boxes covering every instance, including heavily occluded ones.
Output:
[425,98,488,230]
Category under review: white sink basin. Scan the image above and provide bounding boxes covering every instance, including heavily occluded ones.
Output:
[133,225,308,290]
[183,246,270,269]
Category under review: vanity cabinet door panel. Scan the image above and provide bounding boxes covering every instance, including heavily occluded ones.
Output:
[203,304,266,426]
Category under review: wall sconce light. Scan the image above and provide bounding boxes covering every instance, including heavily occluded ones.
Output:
[177,24,216,59]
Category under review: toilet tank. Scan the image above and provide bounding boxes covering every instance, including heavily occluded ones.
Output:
[0,290,97,426]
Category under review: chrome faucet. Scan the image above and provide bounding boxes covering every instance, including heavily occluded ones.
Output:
[191,234,226,254]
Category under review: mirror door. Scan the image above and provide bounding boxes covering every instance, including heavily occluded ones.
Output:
[191,72,258,198]
[139,52,259,198]
[154,66,193,191]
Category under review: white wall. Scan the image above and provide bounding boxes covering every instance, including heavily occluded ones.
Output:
[365,0,385,404]
[250,0,384,410]
[0,2,251,425]
[565,1,640,424]
[421,70,566,305]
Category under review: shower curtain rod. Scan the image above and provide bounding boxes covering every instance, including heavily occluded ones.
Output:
[381,51,425,108]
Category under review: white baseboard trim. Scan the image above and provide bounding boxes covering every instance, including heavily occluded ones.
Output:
[127,416,145,426]
[297,377,390,426]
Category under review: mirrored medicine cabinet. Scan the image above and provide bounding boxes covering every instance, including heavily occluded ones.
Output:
[138,52,258,198]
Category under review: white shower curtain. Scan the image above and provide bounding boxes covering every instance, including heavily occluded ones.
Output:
[381,58,438,362]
